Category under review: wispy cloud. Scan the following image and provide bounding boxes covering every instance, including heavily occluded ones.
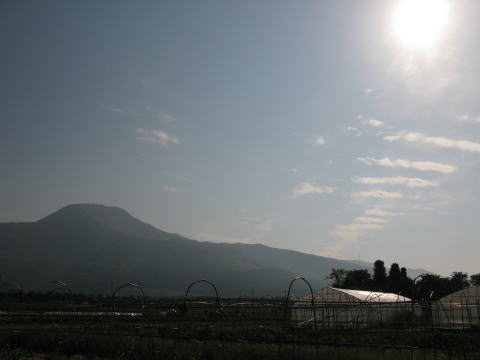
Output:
[343,126,362,137]
[102,104,126,113]
[315,136,325,145]
[292,182,334,197]
[331,223,384,241]
[458,114,480,123]
[362,119,384,127]
[365,208,404,217]
[384,131,480,152]
[157,113,175,122]
[330,205,401,243]
[353,176,439,188]
[357,157,456,174]
[364,88,374,95]
[353,216,390,223]
[352,190,404,199]
[136,128,179,147]
[330,204,403,244]
[200,216,275,244]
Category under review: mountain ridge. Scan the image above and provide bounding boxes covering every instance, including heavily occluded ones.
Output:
[0,204,431,296]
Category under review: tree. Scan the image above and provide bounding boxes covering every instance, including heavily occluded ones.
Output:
[388,263,401,293]
[373,260,387,291]
[416,274,453,300]
[470,273,480,286]
[449,272,469,292]
[399,267,413,297]
[343,269,372,290]
[416,274,443,300]
[326,268,347,288]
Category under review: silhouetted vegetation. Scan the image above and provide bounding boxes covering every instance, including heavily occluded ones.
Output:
[326,260,475,300]
[471,273,480,286]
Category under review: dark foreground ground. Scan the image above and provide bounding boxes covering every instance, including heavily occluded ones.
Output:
[1,293,479,359]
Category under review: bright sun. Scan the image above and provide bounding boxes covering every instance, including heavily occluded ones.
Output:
[392,0,451,51]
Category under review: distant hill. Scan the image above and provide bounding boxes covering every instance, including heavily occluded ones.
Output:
[0,204,430,297]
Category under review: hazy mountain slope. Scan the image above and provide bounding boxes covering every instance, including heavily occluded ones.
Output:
[0,204,431,296]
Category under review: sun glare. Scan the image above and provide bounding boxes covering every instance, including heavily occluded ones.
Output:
[392,0,451,51]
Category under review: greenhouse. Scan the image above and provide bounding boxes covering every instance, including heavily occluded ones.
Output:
[433,285,480,328]
[291,287,411,329]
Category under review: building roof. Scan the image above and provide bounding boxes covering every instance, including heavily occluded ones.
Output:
[439,285,480,304]
[330,287,411,302]
[302,287,411,303]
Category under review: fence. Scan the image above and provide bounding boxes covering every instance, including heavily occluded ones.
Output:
[1,286,480,359]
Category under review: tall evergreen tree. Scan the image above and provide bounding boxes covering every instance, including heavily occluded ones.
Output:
[373,259,387,291]
[388,263,401,293]
[399,267,413,297]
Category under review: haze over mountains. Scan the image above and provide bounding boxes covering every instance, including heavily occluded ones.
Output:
[0,204,428,297]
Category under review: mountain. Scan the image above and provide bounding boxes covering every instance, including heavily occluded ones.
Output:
[0,204,428,297]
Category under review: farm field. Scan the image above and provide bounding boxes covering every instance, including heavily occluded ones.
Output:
[1,293,480,360]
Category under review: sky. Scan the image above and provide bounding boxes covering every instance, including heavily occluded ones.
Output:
[2,0,480,276]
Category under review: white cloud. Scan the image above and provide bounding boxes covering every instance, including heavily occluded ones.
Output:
[331,222,384,241]
[315,136,325,145]
[320,242,348,258]
[102,105,126,113]
[157,113,175,122]
[330,230,363,241]
[357,156,456,174]
[383,134,401,141]
[353,176,439,188]
[342,224,384,231]
[330,204,403,243]
[365,208,404,217]
[352,190,404,199]
[458,114,480,123]
[343,126,362,137]
[292,182,334,197]
[136,128,179,147]
[364,88,374,95]
[363,119,384,127]
[384,131,480,152]
[353,216,390,223]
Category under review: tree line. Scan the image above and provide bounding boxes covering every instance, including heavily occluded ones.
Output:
[326,260,480,300]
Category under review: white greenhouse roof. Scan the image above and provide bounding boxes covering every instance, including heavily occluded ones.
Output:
[439,285,480,304]
[301,287,411,303]
[329,287,411,302]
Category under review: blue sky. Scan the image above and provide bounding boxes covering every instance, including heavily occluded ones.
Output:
[2,1,480,275]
